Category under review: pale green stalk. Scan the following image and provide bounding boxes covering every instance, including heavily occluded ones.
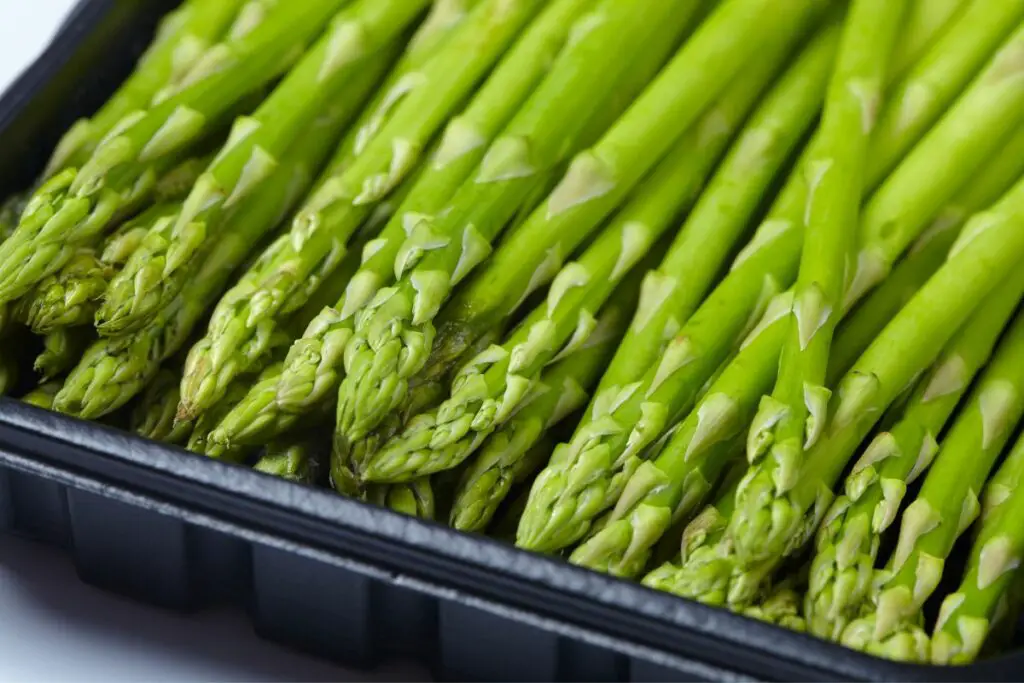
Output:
[177,0,550,422]
[931,470,1024,664]
[806,130,1024,641]
[52,88,356,419]
[97,0,427,336]
[200,0,601,450]
[35,327,94,382]
[335,0,751,450]
[745,0,906,533]
[865,0,1024,189]
[728,174,1024,595]
[981,423,1024,525]
[132,367,194,444]
[20,381,62,410]
[887,0,970,81]
[0,1,345,303]
[841,312,1024,653]
[358,19,833,483]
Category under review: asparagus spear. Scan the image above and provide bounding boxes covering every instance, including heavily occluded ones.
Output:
[199,0,607,451]
[96,0,430,337]
[19,382,62,410]
[981,424,1024,525]
[132,368,194,444]
[0,1,345,304]
[447,280,637,532]
[746,0,905,530]
[845,20,1024,310]
[34,327,94,382]
[14,202,176,334]
[886,0,970,81]
[842,311,1024,652]
[43,0,249,178]
[807,136,1024,641]
[865,0,1024,189]
[727,174,1024,595]
[364,16,843,485]
[51,78,364,419]
[188,365,284,461]
[366,478,436,519]
[177,0,552,423]
[254,436,325,486]
[931,433,1024,664]
[336,0,756,453]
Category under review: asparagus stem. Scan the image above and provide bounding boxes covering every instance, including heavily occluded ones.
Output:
[97,0,428,337]
[886,0,970,81]
[366,477,436,519]
[34,327,94,382]
[52,78,362,419]
[19,381,63,410]
[981,423,1024,525]
[865,0,1024,189]
[202,0,602,452]
[372,252,642,485]
[746,0,906,528]
[44,0,249,178]
[132,368,194,445]
[254,435,325,486]
[806,137,1024,641]
[729,173,1024,601]
[360,14,831,483]
[846,21,1024,309]
[335,0,746,452]
[177,0,551,423]
[842,312,1024,653]
[0,1,345,304]
[931,441,1024,664]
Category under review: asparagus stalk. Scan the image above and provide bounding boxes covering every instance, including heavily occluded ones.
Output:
[188,364,285,461]
[727,174,1024,597]
[842,311,1024,652]
[335,0,760,451]
[366,15,844,486]
[43,0,249,178]
[254,436,325,486]
[568,291,795,577]
[745,0,905,529]
[177,0,551,423]
[15,201,177,334]
[741,571,809,632]
[865,0,1024,189]
[96,0,429,337]
[366,478,436,519]
[931,433,1024,664]
[51,81,361,419]
[981,423,1024,524]
[444,280,636,531]
[19,382,62,410]
[807,138,1024,641]
[132,367,194,444]
[199,0,605,451]
[845,21,1024,310]
[0,1,347,304]
[34,327,94,382]
[886,0,970,81]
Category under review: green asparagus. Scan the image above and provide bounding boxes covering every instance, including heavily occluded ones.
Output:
[132,367,194,444]
[334,0,760,452]
[198,0,606,450]
[366,477,435,518]
[745,0,905,539]
[254,436,325,485]
[842,310,1024,653]
[177,0,551,423]
[729,173,1024,588]
[96,0,428,337]
[0,1,345,304]
[35,327,94,382]
[19,382,62,410]
[931,432,1024,664]
[362,15,841,485]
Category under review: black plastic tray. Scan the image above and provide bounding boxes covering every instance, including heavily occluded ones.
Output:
[0,2,1021,680]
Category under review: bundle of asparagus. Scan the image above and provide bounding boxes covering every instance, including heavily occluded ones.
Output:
[4,0,1024,665]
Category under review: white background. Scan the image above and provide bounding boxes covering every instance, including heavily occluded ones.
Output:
[0,3,426,680]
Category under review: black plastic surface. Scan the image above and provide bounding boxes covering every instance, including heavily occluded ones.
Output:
[0,2,1022,680]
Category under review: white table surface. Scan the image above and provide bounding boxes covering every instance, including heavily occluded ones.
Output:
[0,4,428,681]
